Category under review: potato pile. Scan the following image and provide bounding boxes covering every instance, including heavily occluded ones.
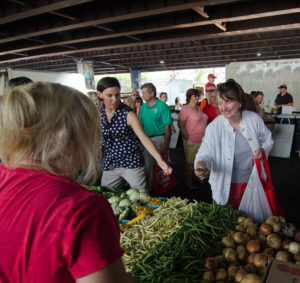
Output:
[202,215,300,282]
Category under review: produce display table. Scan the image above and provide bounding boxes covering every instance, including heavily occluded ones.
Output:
[86,185,300,282]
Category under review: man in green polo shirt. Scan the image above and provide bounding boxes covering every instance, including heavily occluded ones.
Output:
[139,82,172,191]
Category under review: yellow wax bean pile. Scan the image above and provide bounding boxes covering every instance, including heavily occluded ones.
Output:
[121,197,198,269]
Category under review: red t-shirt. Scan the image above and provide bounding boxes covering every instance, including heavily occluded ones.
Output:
[203,104,219,124]
[205,82,216,93]
[0,165,123,283]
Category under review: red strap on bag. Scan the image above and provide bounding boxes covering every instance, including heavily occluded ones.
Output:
[151,153,177,195]
[254,149,284,216]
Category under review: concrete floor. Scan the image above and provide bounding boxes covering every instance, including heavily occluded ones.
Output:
[155,138,300,227]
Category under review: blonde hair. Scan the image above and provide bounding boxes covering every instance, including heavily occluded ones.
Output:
[123,95,134,108]
[0,82,101,185]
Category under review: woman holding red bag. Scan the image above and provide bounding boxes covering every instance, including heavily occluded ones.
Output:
[194,79,280,213]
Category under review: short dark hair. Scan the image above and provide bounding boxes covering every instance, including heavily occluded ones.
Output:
[186,88,200,103]
[255,91,264,97]
[134,96,143,105]
[97,77,120,92]
[159,92,167,98]
[141,83,156,97]
[8,76,33,88]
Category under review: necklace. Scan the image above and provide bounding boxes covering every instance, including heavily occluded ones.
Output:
[106,110,115,114]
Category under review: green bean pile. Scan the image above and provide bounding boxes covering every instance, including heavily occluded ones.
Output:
[131,202,242,283]
[121,197,197,269]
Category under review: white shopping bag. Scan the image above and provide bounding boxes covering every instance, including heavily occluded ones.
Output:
[238,161,273,223]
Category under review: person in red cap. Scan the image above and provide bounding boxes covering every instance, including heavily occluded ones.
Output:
[201,74,217,110]
[205,74,217,95]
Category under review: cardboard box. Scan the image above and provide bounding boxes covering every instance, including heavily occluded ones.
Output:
[262,259,300,283]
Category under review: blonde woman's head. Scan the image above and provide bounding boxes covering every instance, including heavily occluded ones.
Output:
[0,82,101,185]
[123,96,134,108]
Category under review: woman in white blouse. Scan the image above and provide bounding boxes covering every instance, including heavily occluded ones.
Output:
[194,79,273,208]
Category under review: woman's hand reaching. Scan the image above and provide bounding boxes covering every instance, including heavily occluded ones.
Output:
[157,159,173,175]
[194,161,210,179]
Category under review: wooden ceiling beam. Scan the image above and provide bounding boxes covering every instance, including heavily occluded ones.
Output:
[49,11,77,21]
[0,0,256,44]
[1,21,300,64]
[1,4,299,52]
[193,6,209,18]
[0,0,94,25]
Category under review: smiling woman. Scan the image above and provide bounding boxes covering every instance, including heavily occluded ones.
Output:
[194,79,274,209]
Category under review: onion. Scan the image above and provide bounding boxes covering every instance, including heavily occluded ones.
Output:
[244,263,257,274]
[204,257,218,270]
[215,268,227,281]
[289,242,300,255]
[228,230,235,238]
[236,224,246,232]
[282,239,292,251]
[233,232,246,244]
[253,253,267,268]
[275,250,290,262]
[246,225,257,237]
[243,218,255,228]
[202,271,215,282]
[266,216,279,225]
[257,233,267,241]
[279,216,286,224]
[228,265,240,281]
[223,248,237,262]
[242,233,251,244]
[238,216,246,223]
[263,248,275,256]
[237,245,248,262]
[282,223,296,238]
[259,223,273,236]
[222,236,236,248]
[294,253,300,262]
[263,248,275,264]
[273,222,282,233]
[241,273,261,283]
[236,268,247,283]
[247,253,255,264]
[215,254,227,268]
[258,267,266,276]
[295,231,300,242]
[246,240,261,254]
[267,233,282,250]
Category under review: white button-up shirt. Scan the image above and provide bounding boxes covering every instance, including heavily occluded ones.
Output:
[194,110,274,205]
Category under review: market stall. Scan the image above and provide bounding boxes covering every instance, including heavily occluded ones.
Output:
[87,185,300,282]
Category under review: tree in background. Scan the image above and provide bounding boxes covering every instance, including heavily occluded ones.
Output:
[194,69,207,85]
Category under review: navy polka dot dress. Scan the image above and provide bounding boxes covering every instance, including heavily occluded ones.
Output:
[100,103,144,171]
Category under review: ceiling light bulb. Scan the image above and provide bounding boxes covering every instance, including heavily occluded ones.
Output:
[257,52,261,56]
[160,60,164,64]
